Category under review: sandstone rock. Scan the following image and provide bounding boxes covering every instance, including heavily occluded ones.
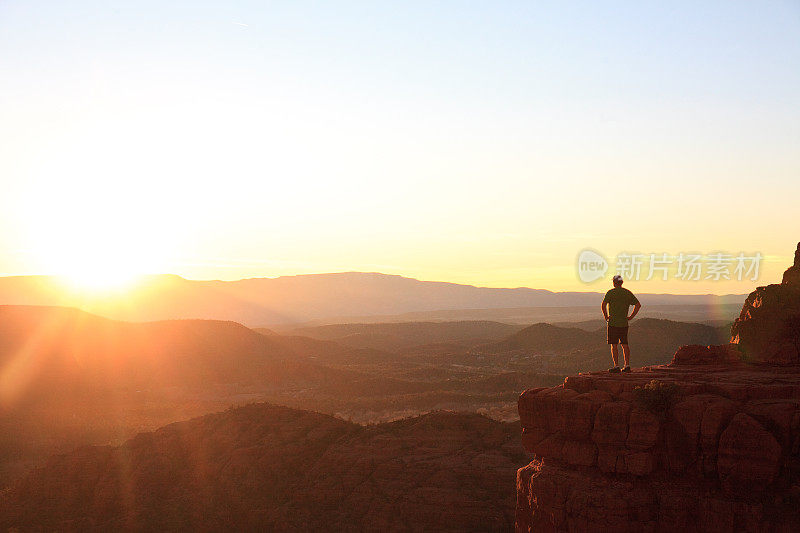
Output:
[591,402,630,446]
[672,343,742,365]
[596,445,626,473]
[560,392,609,440]
[745,399,800,448]
[782,242,800,286]
[564,374,594,393]
[672,394,719,446]
[561,440,597,467]
[699,396,740,474]
[717,413,781,495]
[534,434,566,460]
[517,245,800,531]
[626,407,661,450]
[622,450,656,476]
[662,418,696,473]
[698,497,764,532]
[731,244,800,364]
[731,284,800,364]
[520,427,546,453]
[517,387,547,426]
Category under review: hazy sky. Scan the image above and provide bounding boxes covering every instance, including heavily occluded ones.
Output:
[1,1,798,293]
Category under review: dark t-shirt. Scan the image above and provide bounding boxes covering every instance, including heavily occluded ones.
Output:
[603,287,640,327]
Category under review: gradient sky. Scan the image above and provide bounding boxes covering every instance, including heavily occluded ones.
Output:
[1,1,798,293]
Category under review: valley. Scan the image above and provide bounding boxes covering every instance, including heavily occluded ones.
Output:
[0,304,732,490]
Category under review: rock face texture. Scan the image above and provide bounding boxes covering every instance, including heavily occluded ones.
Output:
[516,246,800,532]
[516,360,800,532]
[731,242,800,364]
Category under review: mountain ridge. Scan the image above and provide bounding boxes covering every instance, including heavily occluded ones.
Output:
[0,272,746,326]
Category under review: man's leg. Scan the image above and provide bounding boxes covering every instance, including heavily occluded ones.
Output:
[610,343,619,367]
[621,344,631,368]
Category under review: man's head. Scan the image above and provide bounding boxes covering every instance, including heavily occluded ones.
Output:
[612,274,623,287]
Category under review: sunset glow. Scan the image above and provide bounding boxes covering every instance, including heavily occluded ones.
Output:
[1,3,799,529]
[0,1,798,294]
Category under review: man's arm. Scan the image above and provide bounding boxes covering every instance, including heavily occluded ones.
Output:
[602,301,609,321]
[627,302,641,321]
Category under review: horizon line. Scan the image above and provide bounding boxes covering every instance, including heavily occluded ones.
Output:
[0,271,751,297]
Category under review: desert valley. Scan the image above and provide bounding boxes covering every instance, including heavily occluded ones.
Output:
[1,2,797,530]
[0,264,785,531]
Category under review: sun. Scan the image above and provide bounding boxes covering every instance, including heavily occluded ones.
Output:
[25,208,168,294]
[20,168,176,294]
[58,263,144,293]
[48,241,156,293]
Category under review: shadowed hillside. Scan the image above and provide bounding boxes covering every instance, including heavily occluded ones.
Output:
[289,320,524,352]
[0,306,560,486]
[0,304,735,494]
[477,318,730,373]
[0,403,525,532]
[0,305,356,402]
[0,306,358,485]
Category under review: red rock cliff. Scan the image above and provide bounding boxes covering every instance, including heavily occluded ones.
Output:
[515,244,800,532]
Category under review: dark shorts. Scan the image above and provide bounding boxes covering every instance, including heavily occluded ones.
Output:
[607,326,629,345]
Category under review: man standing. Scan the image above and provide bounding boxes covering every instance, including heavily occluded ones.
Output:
[601,274,641,373]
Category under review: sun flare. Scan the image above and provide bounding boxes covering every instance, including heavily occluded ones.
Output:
[47,240,154,293]
[26,222,166,294]
[58,265,143,293]
[20,163,176,293]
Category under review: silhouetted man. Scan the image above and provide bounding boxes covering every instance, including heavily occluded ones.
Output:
[601,274,641,373]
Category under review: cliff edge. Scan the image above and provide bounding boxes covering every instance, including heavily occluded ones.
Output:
[516,244,800,532]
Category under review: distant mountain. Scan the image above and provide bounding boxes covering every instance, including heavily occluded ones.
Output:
[0,403,524,532]
[0,273,746,325]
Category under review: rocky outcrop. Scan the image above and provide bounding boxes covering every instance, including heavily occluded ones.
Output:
[782,243,800,286]
[516,361,800,532]
[731,242,800,364]
[516,245,800,532]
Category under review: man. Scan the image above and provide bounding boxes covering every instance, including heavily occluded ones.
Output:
[601,274,641,373]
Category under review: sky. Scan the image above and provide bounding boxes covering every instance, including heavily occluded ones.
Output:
[0,1,798,294]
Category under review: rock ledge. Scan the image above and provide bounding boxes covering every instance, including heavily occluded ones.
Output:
[516,244,800,532]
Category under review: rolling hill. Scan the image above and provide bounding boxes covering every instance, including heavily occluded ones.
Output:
[0,306,557,487]
[0,305,341,403]
[0,304,735,492]
[477,317,731,371]
[0,305,363,485]
[0,403,525,532]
